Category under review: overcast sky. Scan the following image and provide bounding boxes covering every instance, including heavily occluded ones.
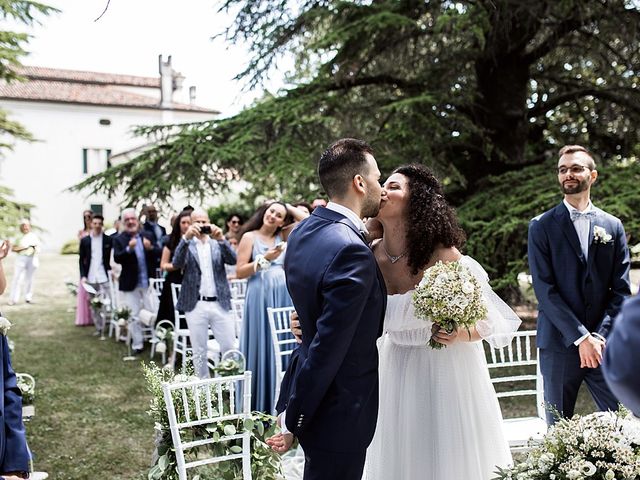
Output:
[9,0,285,116]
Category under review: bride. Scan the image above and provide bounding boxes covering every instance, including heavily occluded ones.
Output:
[364,164,520,479]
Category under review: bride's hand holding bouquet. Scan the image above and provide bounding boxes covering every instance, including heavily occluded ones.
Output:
[413,261,487,349]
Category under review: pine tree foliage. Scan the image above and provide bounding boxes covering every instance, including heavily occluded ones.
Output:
[75,0,640,202]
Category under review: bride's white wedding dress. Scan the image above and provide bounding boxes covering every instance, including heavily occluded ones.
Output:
[364,256,520,480]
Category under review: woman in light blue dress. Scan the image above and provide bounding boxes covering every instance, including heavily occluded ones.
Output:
[236,201,308,412]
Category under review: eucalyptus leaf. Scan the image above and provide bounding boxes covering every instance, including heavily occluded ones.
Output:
[158,454,169,471]
[243,418,255,431]
[223,424,237,436]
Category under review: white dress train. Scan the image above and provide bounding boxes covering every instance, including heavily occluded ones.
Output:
[364,256,519,480]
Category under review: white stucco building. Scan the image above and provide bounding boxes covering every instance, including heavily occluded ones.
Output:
[0,56,218,251]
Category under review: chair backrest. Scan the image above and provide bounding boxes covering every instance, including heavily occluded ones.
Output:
[108,275,119,310]
[484,330,544,420]
[267,307,297,379]
[229,279,248,300]
[162,372,253,480]
[231,298,245,337]
[149,278,165,298]
[170,283,187,330]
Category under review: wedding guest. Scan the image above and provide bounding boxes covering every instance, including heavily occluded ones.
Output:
[75,211,94,325]
[8,219,40,306]
[171,208,237,378]
[310,198,327,210]
[142,204,166,274]
[223,233,240,279]
[236,202,308,412]
[224,213,244,238]
[528,144,630,425]
[603,294,640,417]
[79,214,113,335]
[0,239,31,479]
[157,210,192,326]
[292,201,312,216]
[113,208,160,354]
[105,218,121,237]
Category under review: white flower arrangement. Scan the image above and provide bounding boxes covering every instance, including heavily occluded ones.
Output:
[493,409,640,480]
[0,316,12,336]
[143,362,282,480]
[412,261,487,349]
[115,306,132,322]
[89,296,104,310]
[17,377,35,405]
[593,225,613,245]
[153,324,174,355]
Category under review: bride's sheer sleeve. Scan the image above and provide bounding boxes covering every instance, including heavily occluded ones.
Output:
[463,256,522,348]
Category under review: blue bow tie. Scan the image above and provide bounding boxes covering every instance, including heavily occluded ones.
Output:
[570,210,596,222]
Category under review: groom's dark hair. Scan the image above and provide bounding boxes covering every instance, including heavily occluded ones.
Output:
[318,138,374,199]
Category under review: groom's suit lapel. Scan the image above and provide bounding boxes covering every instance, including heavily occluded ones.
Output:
[587,208,603,271]
[553,204,586,265]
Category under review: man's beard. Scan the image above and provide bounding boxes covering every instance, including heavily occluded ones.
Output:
[362,194,381,218]
[561,178,590,195]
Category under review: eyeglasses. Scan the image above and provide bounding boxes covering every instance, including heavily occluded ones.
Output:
[230,220,240,224]
[557,165,590,175]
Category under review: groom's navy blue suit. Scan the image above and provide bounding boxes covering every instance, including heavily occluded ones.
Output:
[528,203,630,424]
[280,207,386,480]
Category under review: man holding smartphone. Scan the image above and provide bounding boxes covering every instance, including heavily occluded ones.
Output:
[171,208,237,378]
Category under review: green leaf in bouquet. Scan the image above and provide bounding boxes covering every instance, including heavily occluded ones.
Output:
[229,445,243,454]
[223,424,236,436]
[243,418,255,431]
[256,419,265,436]
[158,454,170,471]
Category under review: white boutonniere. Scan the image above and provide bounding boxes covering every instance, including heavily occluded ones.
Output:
[0,316,12,335]
[593,225,613,244]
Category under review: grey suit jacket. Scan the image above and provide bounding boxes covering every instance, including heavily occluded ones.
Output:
[171,237,237,312]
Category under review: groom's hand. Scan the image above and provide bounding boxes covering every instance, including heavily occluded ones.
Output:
[579,334,604,368]
[266,432,294,454]
[290,311,302,344]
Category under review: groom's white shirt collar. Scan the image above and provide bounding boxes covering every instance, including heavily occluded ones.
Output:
[325,201,369,234]
[563,198,593,214]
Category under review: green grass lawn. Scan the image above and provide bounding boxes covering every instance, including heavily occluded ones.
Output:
[3,253,154,479]
[1,253,601,478]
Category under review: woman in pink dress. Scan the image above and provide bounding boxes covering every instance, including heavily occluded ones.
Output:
[75,210,94,326]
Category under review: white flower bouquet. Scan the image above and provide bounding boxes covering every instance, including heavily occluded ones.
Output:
[494,409,640,480]
[0,316,12,336]
[412,261,487,349]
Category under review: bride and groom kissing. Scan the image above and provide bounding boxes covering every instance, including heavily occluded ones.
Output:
[266,138,521,480]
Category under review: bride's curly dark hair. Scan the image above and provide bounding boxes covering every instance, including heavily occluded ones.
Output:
[393,164,466,275]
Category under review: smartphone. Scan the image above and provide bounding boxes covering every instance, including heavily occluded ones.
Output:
[200,225,212,234]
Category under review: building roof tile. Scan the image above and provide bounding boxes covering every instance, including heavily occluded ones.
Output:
[0,65,218,114]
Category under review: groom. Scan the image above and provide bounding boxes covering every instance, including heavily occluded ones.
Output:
[267,138,387,479]
[528,144,630,425]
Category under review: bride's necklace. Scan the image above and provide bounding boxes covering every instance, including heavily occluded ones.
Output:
[382,242,407,264]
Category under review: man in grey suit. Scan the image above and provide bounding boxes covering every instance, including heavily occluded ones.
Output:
[172,208,237,378]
